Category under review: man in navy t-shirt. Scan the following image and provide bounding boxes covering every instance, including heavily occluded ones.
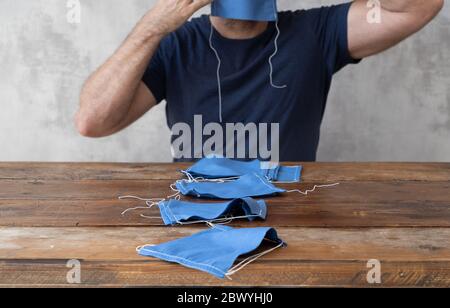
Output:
[76,0,443,162]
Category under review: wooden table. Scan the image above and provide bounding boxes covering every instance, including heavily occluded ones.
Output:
[0,162,449,287]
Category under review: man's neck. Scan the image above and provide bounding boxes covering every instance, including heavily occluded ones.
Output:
[210,16,268,40]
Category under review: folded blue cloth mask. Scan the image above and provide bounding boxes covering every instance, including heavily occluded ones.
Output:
[175,172,285,199]
[184,158,302,183]
[138,225,286,279]
[158,197,267,225]
[211,0,278,21]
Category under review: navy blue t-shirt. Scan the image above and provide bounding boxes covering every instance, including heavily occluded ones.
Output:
[143,3,359,162]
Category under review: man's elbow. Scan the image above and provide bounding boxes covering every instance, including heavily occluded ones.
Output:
[434,0,444,11]
[75,112,94,137]
[75,109,106,138]
[409,0,444,30]
[425,0,444,19]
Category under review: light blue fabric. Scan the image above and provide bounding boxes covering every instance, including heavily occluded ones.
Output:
[138,226,285,278]
[185,158,302,182]
[176,172,285,199]
[211,0,278,21]
[158,197,267,225]
[275,164,302,182]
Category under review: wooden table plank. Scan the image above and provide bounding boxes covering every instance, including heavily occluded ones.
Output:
[1,260,449,287]
[0,179,448,201]
[1,199,449,227]
[1,227,450,261]
[0,162,449,182]
[1,227,449,287]
[0,180,448,227]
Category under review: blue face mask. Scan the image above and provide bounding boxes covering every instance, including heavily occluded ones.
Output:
[176,172,285,199]
[138,225,285,279]
[158,197,267,225]
[211,0,278,21]
[185,158,302,183]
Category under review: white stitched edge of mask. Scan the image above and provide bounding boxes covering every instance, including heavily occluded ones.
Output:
[253,173,283,192]
[138,247,227,277]
[166,201,264,226]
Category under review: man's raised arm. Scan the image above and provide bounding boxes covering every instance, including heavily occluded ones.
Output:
[76,0,211,138]
[348,0,444,59]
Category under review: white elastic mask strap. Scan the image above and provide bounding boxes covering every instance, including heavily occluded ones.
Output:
[177,211,263,226]
[209,20,286,123]
[269,21,287,89]
[209,24,223,123]
[136,244,155,253]
[286,182,340,195]
[225,241,284,280]
[119,195,164,216]
[180,171,239,184]
[167,182,182,199]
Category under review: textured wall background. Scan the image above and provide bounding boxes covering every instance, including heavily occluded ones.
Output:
[0,0,449,162]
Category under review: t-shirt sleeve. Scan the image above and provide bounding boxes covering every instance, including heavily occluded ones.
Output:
[305,2,360,75]
[142,37,171,104]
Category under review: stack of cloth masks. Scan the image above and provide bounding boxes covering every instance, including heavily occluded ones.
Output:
[124,158,303,279]
[185,157,302,183]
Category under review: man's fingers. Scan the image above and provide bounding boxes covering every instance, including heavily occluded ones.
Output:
[188,0,212,12]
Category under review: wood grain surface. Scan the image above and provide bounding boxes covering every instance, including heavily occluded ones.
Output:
[0,162,449,287]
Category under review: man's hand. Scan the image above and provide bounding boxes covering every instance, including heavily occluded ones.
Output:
[145,0,212,36]
[76,0,211,138]
[348,0,444,59]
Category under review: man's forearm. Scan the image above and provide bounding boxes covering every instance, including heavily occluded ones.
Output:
[77,13,164,136]
[76,0,211,137]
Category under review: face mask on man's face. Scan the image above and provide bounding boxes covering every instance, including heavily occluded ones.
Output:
[211,0,278,21]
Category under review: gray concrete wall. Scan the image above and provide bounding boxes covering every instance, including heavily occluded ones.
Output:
[0,0,448,162]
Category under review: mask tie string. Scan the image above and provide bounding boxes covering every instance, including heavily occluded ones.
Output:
[180,170,198,182]
[209,23,223,123]
[225,240,285,280]
[209,18,286,123]
[118,188,181,217]
[118,196,163,202]
[119,196,165,216]
[269,20,287,89]
[176,211,264,226]
[286,182,340,195]
[165,181,183,200]
[122,196,258,225]
[180,170,239,183]
[136,244,155,253]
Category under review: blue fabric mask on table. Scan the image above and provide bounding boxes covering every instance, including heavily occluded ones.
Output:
[138,226,285,279]
[211,0,278,21]
[176,172,285,199]
[185,158,302,183]
[158,197,267,225]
